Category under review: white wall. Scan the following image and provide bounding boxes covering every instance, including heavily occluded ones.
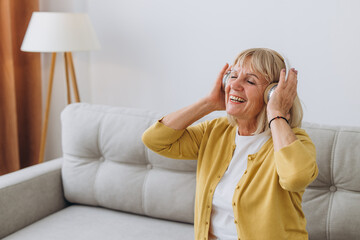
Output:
[40,0,360,160]
[88,0,360,125]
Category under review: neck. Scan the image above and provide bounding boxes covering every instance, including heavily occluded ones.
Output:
[236,119,257,136]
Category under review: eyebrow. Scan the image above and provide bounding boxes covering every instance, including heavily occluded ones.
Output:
[246,73,259,79]
[231,70,260,80]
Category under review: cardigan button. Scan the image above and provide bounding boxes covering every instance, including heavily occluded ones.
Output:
[234,220,238,224]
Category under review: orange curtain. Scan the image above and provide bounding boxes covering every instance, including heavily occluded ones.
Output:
[0,0,42,175]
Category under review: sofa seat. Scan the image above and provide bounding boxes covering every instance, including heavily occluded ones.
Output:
[3,205,194,240]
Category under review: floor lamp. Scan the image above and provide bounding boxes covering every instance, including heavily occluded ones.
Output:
[21,12,100,163]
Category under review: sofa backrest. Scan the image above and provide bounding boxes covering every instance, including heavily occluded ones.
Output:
[61,103,197,224]
[302,123,360,240]
[61,103,360,239]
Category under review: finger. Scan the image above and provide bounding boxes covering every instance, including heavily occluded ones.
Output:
[277,68,286,88]
[215,63,230,88]
[285,69,298,105]
[287,68,298,80]
[286,68,298,90]
[218,63,229,77]
[226,64,232,72]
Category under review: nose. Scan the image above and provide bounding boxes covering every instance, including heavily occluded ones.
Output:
[229,75,245,91]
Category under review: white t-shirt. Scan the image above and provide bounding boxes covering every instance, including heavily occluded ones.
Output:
[209,130,270,240]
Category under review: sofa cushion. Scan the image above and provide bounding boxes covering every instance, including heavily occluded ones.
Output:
[61,103,197,224]
[302,123,360,240]
[3,205,194,240]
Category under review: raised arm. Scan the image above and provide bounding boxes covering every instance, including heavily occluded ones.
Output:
[142,63,230,159]
[267,68,298,151]
[267,68,318,191]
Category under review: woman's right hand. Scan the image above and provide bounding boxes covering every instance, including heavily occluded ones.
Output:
[204,63,231,111]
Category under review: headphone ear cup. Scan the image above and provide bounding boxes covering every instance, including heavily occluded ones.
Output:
[222,71,231,91]
[264,83,278,104]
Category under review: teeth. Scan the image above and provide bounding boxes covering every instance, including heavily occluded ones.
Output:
[230,95,245,103]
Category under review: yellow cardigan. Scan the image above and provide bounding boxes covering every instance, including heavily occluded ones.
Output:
[142,117,318,240]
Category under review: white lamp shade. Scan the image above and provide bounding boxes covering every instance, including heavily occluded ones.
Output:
[21,12,101,52]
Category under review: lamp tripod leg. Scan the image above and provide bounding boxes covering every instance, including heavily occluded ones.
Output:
[64,52,71,104]
[38,52,56,163]
[67,52,80,102]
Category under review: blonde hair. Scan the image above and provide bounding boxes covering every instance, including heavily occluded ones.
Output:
[227,48,303,134]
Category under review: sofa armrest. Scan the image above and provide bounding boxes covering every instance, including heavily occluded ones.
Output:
[0,158,69,238]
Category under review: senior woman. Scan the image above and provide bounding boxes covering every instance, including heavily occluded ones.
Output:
[142,48,318,240]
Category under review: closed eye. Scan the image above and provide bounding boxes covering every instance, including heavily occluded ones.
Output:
[246,77,256,85]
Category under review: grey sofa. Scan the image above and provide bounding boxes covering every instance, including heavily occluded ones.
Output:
[0,103,359,240]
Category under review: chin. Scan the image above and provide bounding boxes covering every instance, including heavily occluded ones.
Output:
[225,107,242,118]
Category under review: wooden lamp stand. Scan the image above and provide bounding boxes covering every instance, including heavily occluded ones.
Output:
[21,13,100,163]
[38,52,80,163]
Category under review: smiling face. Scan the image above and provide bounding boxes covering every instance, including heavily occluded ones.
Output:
[225,58,269,132]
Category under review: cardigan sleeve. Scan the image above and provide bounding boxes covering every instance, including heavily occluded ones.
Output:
[142,119,207,160]
[274,128,319,192]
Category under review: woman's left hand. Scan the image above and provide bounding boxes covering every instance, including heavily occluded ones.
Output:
[267,68,298,121]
